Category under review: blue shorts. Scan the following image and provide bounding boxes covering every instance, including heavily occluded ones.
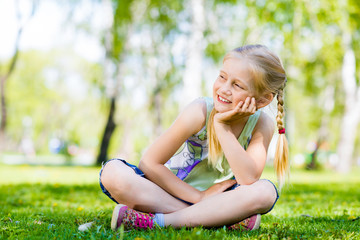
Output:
[99,158,279,214]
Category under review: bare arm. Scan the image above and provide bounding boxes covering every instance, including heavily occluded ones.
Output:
[139,99,207,204]
[214,97,275,185]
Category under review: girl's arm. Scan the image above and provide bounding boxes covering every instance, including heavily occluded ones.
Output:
[214,97,275,185]
[139,99,233,204]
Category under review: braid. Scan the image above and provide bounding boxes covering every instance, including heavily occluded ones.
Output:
[276,87,285,130]
[274,84,289,190]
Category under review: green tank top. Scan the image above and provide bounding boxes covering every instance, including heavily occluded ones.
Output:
[165,97,261,191]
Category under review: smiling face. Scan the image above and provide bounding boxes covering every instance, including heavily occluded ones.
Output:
[213,57,255,113]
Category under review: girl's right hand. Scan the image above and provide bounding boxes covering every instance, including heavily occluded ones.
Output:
[214,97,256,125]
[200,179,237,201]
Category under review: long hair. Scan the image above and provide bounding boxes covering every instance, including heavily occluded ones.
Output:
[207,44,289,188]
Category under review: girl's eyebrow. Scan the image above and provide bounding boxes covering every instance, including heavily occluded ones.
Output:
[234,77,247,84]
[219,70,250,89]
[234,76,250,89]
[219,70,227,75]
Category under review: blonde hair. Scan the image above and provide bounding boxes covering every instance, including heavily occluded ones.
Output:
[207,44,289,188]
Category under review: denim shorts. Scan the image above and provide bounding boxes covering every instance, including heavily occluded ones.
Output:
[99,158,279,213]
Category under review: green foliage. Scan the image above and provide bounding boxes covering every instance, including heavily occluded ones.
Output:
[214,0,238,5]
[4,49,105,154]
[205,41,226,63]
[147,0,183,28]
[111,0,134,60]
[0,165,359,239]
[245,0,295,25]
[2,0,360,164]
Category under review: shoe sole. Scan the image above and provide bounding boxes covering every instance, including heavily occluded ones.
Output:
[252,214,261,230]
[111,204,126,231]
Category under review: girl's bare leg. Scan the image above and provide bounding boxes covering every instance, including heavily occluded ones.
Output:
[164,180,277,228]
[100,160,189,213]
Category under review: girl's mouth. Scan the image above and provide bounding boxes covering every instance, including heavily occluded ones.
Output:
[218,95,231,104]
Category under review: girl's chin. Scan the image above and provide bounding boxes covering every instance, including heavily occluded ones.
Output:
[214,105,232,113]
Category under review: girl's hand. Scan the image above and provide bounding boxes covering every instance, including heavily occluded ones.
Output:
[214,97,257,124]
[199,179,237,201]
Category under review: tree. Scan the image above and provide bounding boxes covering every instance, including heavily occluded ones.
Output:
[0,0,38,149]
[290,0,360,171]
[181,0,205,108]
[336,0,360,173]
[305,0,360,172]
[96,0,136,165]
[98,0,186,163]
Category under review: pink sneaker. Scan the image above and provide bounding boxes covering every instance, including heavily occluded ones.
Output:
[228,214,261,231]
[111,204,156,230]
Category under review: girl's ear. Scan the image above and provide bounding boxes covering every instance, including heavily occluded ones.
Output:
[256,93,274,109]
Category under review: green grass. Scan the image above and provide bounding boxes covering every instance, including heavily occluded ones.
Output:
[0,164,359,239]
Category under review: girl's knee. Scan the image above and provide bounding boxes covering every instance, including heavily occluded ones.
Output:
[251,180,278,213]
[100,160,131,193]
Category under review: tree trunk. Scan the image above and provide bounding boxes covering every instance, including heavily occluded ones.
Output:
[95,0,143,165]
[0,29,22,148]
[0,1,37,149]
[307,86,334,170]
[337,45,360,173]
[96,97,116,165]
[181,0,205,108]
[0,76,6,134]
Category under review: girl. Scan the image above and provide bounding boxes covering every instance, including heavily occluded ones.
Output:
[99,44,289,230]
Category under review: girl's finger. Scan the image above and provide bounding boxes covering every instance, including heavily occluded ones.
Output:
[235,101,244,112]
[220,179,237,191]
[250,98,256,112]
[251,97,256,106]
[252,106,257,113]
[241,97,251,111]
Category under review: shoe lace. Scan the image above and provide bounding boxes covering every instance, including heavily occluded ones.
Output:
[240,217,250,227]
[134,212,154,229]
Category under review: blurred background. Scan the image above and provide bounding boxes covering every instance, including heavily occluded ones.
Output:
[0,0,359,174]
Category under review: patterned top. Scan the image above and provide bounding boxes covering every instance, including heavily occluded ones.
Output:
[164,97,261,191]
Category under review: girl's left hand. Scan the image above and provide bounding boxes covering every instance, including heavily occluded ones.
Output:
[200,179,237,201]
[214,97,256,124]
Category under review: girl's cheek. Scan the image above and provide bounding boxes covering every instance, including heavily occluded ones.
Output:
[239,96,249,102]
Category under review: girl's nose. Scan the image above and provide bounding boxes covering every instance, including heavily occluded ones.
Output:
[219,83,231,95]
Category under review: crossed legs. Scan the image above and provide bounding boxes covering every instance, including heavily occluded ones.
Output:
[100,160,278,228]
[164,180,277,228]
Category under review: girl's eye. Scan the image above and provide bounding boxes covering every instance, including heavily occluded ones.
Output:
[235,84,244,89]
[218,75,226,81]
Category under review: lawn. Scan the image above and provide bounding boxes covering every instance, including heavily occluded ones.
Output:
[0,164,359,239]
